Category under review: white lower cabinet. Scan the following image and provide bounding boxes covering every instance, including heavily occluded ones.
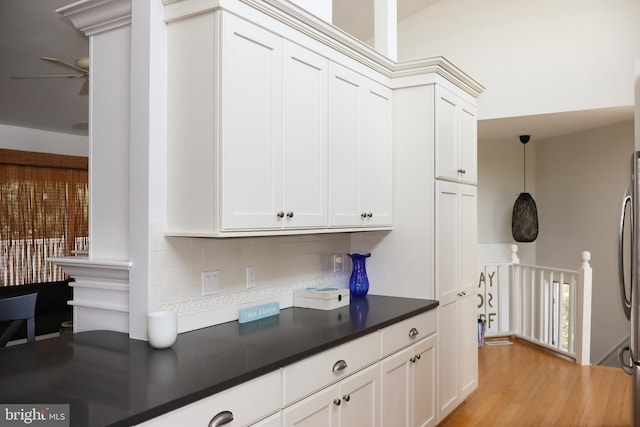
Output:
[282,364,380,427]
[380,334,437,427]
[135,371,281,426]
[137,311,437,427]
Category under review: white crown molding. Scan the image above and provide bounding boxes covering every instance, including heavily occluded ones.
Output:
[48,256,131,282]
[57,0,132,36]
[163,0,484,97]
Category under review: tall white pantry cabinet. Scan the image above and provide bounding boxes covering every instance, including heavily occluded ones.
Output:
[434,91,479,420]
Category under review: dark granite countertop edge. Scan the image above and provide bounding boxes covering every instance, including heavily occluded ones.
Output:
[110,298,439,426]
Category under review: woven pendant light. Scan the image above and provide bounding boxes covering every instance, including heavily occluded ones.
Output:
[512,135,538,242]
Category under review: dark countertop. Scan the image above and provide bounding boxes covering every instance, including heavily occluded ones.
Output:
[0,295,438,426]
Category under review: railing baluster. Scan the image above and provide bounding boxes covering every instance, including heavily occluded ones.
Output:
[485,249,592,364]
[538,268,545,343]
[568,274,576,354]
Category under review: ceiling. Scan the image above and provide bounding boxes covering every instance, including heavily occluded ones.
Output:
[0,0,89,136]
[0,0,634,142]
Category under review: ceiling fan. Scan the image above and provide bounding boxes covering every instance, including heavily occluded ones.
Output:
[11,56,89,95]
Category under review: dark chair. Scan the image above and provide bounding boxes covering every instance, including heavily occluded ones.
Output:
[0,292,38,347]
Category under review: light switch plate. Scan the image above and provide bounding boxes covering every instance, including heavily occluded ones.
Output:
[246,266,256,289]
[202,270,220,296]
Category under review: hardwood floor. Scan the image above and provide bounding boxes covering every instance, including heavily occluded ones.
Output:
[439,338,633,426]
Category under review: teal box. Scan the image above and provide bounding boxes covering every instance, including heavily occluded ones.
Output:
[238,302,280,324]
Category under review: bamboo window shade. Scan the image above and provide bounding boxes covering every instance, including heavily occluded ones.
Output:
[0,149,88,286]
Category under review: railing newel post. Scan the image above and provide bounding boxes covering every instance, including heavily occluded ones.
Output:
[576,251,592,365]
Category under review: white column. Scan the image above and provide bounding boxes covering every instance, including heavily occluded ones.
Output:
[374,0,397,61]
[55,0,133,334]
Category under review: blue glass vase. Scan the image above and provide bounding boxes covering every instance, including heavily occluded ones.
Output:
[348,253,371,298]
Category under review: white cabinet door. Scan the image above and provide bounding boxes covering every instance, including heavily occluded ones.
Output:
[281,41,328,228]
[282,364,379,427]
[435,181,459,309]
[458,102,478,183]
[380,336,437,427]
[457,185,478,400]
[339,364,380,427]
[413,335,437,427]
[434,86,477,184]
[283,385,339,427]
[328,63,393,228]
[380,347,412,427]
[328,63,362,227]
[221,13,284,230]
[435,181,478,421]
[361,81,393,227]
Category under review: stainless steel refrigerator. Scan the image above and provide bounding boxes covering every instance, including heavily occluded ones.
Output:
[619,151,640,426]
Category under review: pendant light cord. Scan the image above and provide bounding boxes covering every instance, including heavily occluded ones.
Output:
[523,143,526,192]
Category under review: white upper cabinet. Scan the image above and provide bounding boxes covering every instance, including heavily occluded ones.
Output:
[165,9,391,236]
[435,86,477,184]
[328,63,393,228]
[167,12,331,236]
[221,17,328,231]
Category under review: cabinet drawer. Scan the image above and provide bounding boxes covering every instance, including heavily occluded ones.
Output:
[380,310,436,357]
[282,333,378,406]
[136,370,281,426]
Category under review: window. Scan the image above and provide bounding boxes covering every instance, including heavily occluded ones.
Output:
[0,149,88,286]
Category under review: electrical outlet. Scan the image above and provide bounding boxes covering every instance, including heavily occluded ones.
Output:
[202,270,220,296]
[333,254,344,273]
[246,266,256,289]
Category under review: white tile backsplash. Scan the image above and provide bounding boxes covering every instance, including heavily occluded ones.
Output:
[148,223,352,331]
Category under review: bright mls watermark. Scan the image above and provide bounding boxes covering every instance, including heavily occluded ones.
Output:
[0,405,69,426]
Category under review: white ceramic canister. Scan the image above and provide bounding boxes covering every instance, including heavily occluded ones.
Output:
[147,310,178,349]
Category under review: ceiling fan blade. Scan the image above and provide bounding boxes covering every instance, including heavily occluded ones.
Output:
[40,56,88,74]
[10,75,82,79]
[79,79,89,96]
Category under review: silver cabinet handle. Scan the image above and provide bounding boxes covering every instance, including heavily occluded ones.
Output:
[332,359,348,372]
[276,211,285,218]
[286,211,294,218]
[209,410,233,427]
[457,168,466,174]
[409,327,419,338]
[333,398,342,406]
[342,394,350,402]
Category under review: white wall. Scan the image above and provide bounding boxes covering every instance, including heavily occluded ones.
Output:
[0,124,88,156]
[288,0,332,22]
[478,137,536,264]
[397,0,640,120]
[534,121,633,363]
[479,121,633,362]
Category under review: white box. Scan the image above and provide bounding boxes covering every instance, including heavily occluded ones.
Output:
[293,287,350,310]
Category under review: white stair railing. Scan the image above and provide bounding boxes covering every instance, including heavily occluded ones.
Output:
[478,245,592,365]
